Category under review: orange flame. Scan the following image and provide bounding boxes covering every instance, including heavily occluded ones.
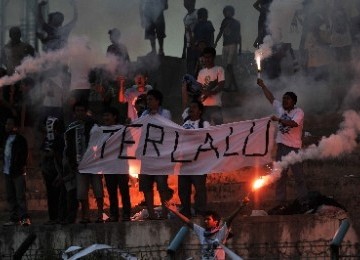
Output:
[253,177,265,190]
[129,160,141,178]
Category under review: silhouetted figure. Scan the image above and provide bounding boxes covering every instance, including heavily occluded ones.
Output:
[40,116,65,225]
[197,47,225,125]
[140,0,168,55]
[1,27,35,75]
[102,107,132,222]
[37,0,78,51]
[215,5,241,92]
[253,0,273,48]
[304,13,331,80]
[193,8,215,48]
[2,117,31,227]
[179,100,209,218]
[182,0,198,76]
[330,0,352,62]
[106,28,130,68]
[262,42,299,79]
[140,89,173,219]
[350,1,360,45]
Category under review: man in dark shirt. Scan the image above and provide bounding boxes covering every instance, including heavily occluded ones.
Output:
[2,117,30,226]
[215,5,241,92]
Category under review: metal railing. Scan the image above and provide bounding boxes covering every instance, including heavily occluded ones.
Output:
[1,240,359,260]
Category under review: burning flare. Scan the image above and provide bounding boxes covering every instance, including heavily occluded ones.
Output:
[252,177,265,191]
[255,51,262,79]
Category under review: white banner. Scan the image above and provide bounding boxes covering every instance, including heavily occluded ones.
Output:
[78,114,275,175]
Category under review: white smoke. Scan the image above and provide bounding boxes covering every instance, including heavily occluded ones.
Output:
[0,36,133,88]
[263,110,360,186]
[255,0,303,61]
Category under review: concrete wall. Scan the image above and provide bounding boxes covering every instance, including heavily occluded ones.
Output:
[0,215,359,259]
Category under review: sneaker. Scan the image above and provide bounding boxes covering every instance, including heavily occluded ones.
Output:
[20,218,31,226]
[3,220,18,226]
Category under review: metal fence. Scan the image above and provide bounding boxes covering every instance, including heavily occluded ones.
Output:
[1,241,360,260]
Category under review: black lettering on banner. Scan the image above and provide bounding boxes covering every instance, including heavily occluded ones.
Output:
[143,123,164,157]
[223,127,239,157]
[101,128,122,158]
[119,124,142,159]
[171,131,192,163]
[242,120,271,156]
[194,133,219,160]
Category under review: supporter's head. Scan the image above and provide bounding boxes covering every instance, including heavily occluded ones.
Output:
[188,99,204,121]
[223,5,235,18]
[9,27,21,43]
[134,70,148,89]
[197,8,208,21]
[72,101,88,121]
[5,117,18,133]
[202,47,216,68]
[282,91,297,110]
[102,106,119,126]
[146,89,163,112]
[48,12,64,27]
[108,28,121,44]
[203,210,221,230]
[184,0,196,11]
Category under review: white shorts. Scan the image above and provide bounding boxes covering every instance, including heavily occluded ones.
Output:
[222,44,238,65]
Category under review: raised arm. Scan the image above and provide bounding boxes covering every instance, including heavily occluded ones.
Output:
[65,0,78,28]
[253,0,262,12]
[214,22,224,47]
[165,201,194,229]
[223,196,250,226]
[37,1,47,27]
[257,78,275,104]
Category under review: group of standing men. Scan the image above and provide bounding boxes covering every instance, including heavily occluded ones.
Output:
[1,0,308,235]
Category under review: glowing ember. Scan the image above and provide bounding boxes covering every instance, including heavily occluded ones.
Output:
[129,160,141,178]
[253,177,265,190]
[255,54,261,71]
[255,51,262,79]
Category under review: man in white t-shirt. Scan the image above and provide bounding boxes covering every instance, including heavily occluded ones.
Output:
[140,89,173,219]
[257,79,308,204]
[197,47,225,125]
[124,71,153,122]
[165,197,249,259]
[180,100,210,218]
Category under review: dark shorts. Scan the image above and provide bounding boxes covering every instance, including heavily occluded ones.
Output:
[144,13,166,40]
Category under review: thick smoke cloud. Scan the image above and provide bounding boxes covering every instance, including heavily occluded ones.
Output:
[247,0,360,187]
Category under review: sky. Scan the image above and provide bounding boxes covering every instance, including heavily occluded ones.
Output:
[3,0,300,60]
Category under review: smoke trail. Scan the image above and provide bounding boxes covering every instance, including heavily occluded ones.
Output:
[262,110,360,185]
[255,0,303,61]
[0,36,128,88]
